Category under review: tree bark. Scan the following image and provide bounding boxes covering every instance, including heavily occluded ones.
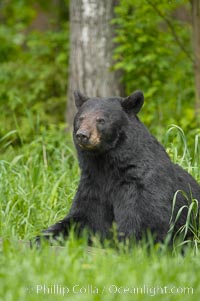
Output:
[66,0,123,127]
[191,0,200,118]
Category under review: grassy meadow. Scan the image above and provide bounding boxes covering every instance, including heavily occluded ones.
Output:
[0,125,200,301]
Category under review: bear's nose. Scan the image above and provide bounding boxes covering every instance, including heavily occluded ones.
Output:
[76,130,90,145]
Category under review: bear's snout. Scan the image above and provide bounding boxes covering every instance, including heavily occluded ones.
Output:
[76,129,90,145]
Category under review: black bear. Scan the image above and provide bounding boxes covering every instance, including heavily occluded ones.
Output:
[36,90,200,244]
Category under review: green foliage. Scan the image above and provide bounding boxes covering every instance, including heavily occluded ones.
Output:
[169,189,200,254]
[164,126,200,253]
[0,127,77,239]
[0,239,199,301]
[0,1,69,147]
[1,239,200,301]
[165,125,200,174]
[113,0,197,137]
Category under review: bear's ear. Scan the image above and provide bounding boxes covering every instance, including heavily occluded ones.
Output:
[121,90,144,114]
[74,90,89,108]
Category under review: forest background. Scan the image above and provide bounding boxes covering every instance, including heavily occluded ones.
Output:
[0,0,200,152]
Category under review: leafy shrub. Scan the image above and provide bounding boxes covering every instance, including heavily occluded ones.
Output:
[113,0,197,139]
[0,1,69,148]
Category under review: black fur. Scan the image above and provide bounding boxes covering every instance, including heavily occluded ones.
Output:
[36,91,200,244]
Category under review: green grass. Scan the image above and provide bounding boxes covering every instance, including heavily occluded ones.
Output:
[1,239,199,301]
[0,127,200,301]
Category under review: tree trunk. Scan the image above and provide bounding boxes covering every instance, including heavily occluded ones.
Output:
[66,0,123,127]
[191,0,200,118]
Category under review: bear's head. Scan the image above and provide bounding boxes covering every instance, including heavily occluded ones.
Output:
[73,90,144,153]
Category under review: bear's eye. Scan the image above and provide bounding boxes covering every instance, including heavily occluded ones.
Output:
[96,117,105,125]
[79,116,85,122]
